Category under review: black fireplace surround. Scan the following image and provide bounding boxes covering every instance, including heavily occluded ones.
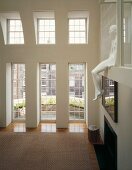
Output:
[104,117,117,170]
[94,117,117,170]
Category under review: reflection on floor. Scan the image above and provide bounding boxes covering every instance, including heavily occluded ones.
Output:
[14,123,26,132]
[0,123,87,133]
[41,123,56,132]
[69,123,85,133]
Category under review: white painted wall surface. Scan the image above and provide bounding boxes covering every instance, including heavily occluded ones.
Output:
[100,2,132,170]
[0,0,100,128]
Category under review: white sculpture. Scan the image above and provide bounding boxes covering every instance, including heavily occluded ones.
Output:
[91,25,117,100]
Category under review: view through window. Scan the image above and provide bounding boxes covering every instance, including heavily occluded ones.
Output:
[40,64,56,120]
[12,64,25,120]
[69,64,85,121]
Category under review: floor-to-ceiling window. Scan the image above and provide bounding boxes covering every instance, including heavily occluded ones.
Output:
[69,64,86,121]
[12,64,25,120]
[40,64,56,121]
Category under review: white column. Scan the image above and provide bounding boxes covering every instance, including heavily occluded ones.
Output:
[6,63,12,125]
[56,61,69,128]
[26,62,40,128]
[0,62,12,127]
[116,0,122,66]
[37,63,40,125]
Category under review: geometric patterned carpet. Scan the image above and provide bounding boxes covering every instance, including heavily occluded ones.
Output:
[0,132,99,170]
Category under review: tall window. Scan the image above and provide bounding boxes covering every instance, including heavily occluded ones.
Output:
[69,64,86,121]
[37,19,55,44]
[12,64,25,120]
[40,64,56,120]
[69,18,87,44]
[7,19,24,44]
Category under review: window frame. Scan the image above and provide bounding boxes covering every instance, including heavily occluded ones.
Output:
[37,18,56,44]
[68,18,88,44]
[7,19,24,44]
[12,63,26,120]
[69,63,86,121]
[40,64,56,121]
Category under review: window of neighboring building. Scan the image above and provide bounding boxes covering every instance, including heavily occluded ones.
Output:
[69,76,75,87]
[41,78,46,86]
[69,18,87,44]
[109,80,114,86]
[37,19,55,44]
[7,19,24,44]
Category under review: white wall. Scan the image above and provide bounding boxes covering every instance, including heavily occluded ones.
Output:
[0,0,100,128]
[99,83,132,170]
[100,2,132,170]
[6,63,12,126]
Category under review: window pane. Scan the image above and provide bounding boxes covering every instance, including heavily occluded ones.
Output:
[50,26,55,31]
[50,20,55,26]
[80,25,85,31]
[69,32,74,37]
[39,20,44,25]
[80,32,85,37]
[39,32,44,38]
[80,19,85,25]
[45,20,50,25]
[75,20,80,25]
[39,26,45,31]
[69,19,74,25]
[69,25,74,31]
[50,32,55,37]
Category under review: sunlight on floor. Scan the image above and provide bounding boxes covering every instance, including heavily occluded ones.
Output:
[13,123,26,132]
[41,123,56,132]
[1,122,87,133]
[69,123,85,133]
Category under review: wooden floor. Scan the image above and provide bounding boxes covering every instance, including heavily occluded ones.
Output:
[0,123,87,133]
[0,123,100,170]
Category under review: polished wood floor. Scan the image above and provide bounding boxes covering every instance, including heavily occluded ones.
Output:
[0,123,100,170]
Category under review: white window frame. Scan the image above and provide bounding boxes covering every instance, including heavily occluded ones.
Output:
[37,18,55,44]
[7,19,24,44]
[68,18,87,44]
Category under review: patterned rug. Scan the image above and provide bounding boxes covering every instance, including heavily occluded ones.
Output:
[0,132,97,170]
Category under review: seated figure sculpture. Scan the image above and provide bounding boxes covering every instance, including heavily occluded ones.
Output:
[91,25,117,100]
